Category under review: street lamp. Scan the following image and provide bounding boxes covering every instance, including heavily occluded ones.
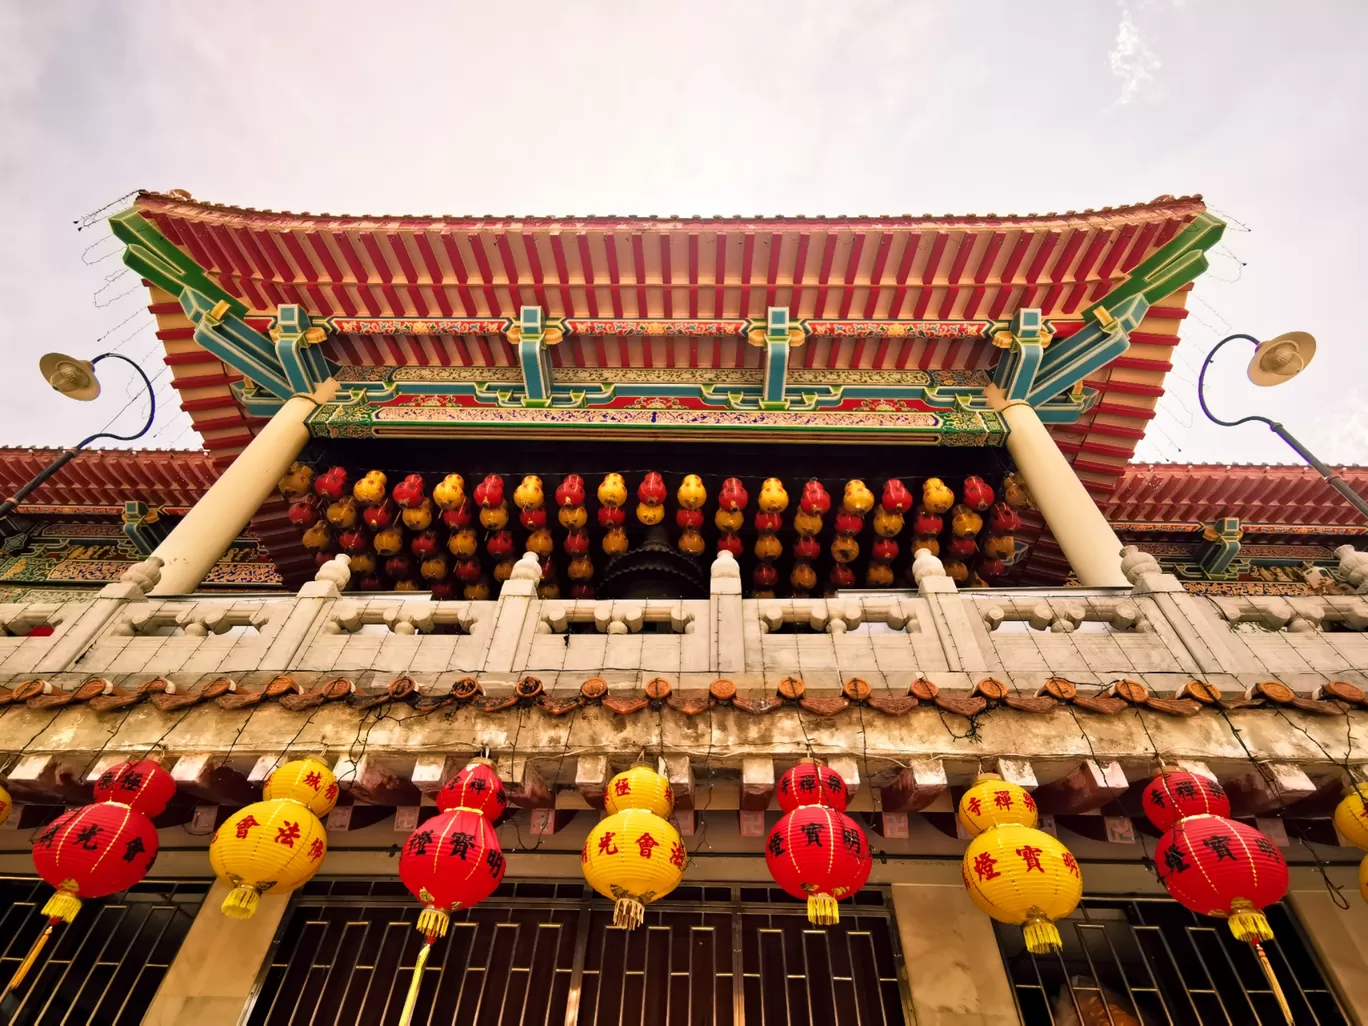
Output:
[0,352,157,518]
[1196,331,1368,520]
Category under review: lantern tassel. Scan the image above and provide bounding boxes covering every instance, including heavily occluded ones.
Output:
[40,884,81,924]
[612,897,645,930]
[397,934,436,1026]
[1251,941,1294,1026]
[221,885,262,920]
[1227,900,1275,944]
[806,894,840,926]
[1022,917,1063,955]
[417,907,450,939]
[3,917,59,997]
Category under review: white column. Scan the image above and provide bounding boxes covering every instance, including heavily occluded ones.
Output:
[988,388,1129,587]
[149,380,338,595]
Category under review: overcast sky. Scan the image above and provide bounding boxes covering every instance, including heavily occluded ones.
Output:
[3,1,1365,466]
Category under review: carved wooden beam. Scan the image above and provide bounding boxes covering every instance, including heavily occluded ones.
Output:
[332,755,422,807]
[1035,760,1129,815]
[170,754,257,806]
[1224,762,1317,816]
[879,758,946,813]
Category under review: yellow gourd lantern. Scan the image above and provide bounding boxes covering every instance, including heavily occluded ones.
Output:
[582,766,685,929]
[958,774,1081,954]
[209,758,337,920]
[1332,784,1368,904]
[0,783,10,827]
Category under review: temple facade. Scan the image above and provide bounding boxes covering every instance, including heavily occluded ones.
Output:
[2,192,1367,1026]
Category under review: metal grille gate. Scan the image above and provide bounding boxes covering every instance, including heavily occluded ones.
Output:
[994,897,1349,1025]
[245,881,911,1026]
[0,876,208,1026]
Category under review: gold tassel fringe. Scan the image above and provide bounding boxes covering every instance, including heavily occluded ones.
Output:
[221,885,262,920]
[807,893,840,926]
[41,887,81,924]
[417,907,450,939]
[1228,900,1274,943]
[613,897,645,930]
[1022,918,1063,955]
[396,937,434,1026]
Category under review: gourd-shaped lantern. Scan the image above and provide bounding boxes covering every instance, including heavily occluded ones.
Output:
[1333,783,1368,904]
[395,760,508,1026]
[582,766,685,929]
[958,774,1081,954]
[9,761,173,996]
[765,763,870,925]
[0,782,12,828]
[1145,768,1294,1024]
[209,757,336,919]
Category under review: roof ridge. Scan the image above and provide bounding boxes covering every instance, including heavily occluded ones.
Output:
[133,190,1208,230]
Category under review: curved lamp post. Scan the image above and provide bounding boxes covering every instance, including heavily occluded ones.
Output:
[1197,331,1368,520]
[0,352,157,518]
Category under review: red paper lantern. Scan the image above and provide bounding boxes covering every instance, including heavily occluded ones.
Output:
[829,564,856,588]
[834,509,863,535]
[486,531,514,560]
[399,809,504,926]
[777,763,849,812]
[800,479,831,515]
[393,473,427,508]
[1142,770,1230,831]
[564,529,590,555]
[794,536,821,561]
[989,501,1021,534]
[753,563,778,588]
[871,538,899,562]
[716,534,743,557]
[441,500,473,530]
[410,530,441,559]
[385,555,414,580]
[437,761,508,819]
[718,477,749,511]
[314,466,348,499]
[429,579,457,600]
[32,802,160,922]
[453,558,483,584]
[962,475,995,511]
[913,508,943,536]
[473,474,504,508]
[92,760,176,817]
[288,499,319,527]
[519,507,547,530]
[1155,815,1288,942]
[363,500,394,530]
[597,505,626,528]
[764,805,871,925]
[754,512,783,533]
[637,472,667,505]
[556,474,586,507]
[676,508,704,530]
[881,478,912,514]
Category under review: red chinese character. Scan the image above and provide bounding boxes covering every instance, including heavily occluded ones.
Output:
[1016,844,1044,873]
[973,852,1000,881]
[967,797,982,817]
[1061,852,1079,877]
[669,842,686,869]
[234,815,260,840]
[275,821,302,847]
[614,778,632,797]
[303,771,322,791]
[636,832,660,858]
[597,832,619,855]
[307,838,325,861]
[993,790,1014,810]
[581,844,589,865]
[324,782,338,801]
[1022,793,1037,812]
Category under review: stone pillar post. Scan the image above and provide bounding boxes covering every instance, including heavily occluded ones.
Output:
[143,879,290,1025]
[988,387,1128,587]
[891,882,1019,1025]
[149,380,338,595]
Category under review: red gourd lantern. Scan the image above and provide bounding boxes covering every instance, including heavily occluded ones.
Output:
[9,761,173,995]
[396,760,507,1026]
[764,765,870,924]
[1146,769,1294,1024]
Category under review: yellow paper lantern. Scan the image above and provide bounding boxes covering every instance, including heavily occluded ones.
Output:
[583,767,684,929]
[1334,784,1368,852]
[957,774,1037,838]
[962,823,1081,954]
[604,766,674,817]
[1359,853,1368,903]
[0,783,10,827]
[209,758,338,919]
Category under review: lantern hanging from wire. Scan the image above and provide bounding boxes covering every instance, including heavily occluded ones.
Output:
[1145,769,1294,1025]
[396,759,507,1026]
[208,757,337,920]
[764,763,870,925]
[1332,783,1368,904]
[7,760,173,1000]
[957,774,1082,954]
[0,782,12,828]
[582,766,685,929]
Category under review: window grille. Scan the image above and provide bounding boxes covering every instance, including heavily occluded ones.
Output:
[0,875,208,1026]
[245,880,911,1026]
[994,896,1349,1025]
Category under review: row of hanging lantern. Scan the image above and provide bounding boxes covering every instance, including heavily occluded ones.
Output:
[282,464,1031,596]
[7,756,1335,1022]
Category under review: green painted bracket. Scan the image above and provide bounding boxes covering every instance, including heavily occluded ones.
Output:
[991,308,1047,402]
[274,305,331,395]
[516,306,554,404]
[1080,211,1226,322]
[182,287,294,399]
[109,209,248,319]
